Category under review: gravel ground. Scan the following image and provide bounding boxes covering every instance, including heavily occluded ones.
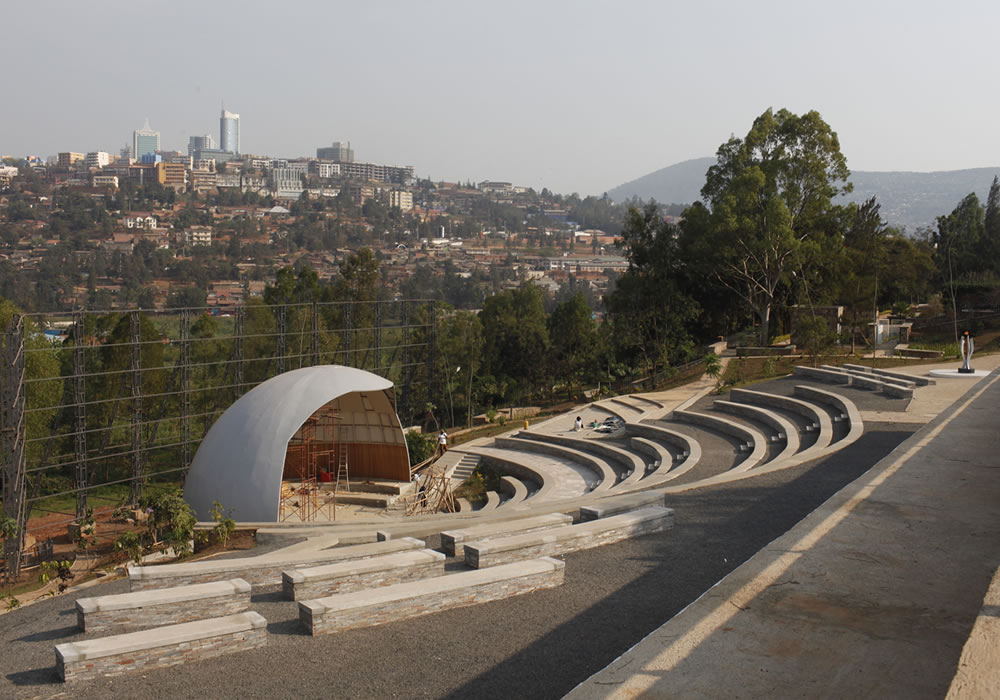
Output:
[0,423,914,700]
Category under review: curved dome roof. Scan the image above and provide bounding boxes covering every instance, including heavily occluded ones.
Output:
[184,366,397,522]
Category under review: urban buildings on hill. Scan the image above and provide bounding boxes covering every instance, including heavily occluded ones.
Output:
[316,141,354,162]
[220,109,240,156]
[132,119,160,160]
[188,134,215,156]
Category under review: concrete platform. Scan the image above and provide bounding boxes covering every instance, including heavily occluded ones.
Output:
[568,370,1000,699]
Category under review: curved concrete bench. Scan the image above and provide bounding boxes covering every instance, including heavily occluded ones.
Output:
[671,409,766,473]
[441,512,574,558]
[515,431,646,487]
[843,363,935,387]
[728,388,833,451]
[499,475,530,506]
[793,365,852,384]
[77,578,251,634]
[299,557,565,635]
[578,491,666,521]
[821,365,915,398]
[794,385,864,447]
[630,394,665,410]
[282,549,446,601]
[128,537,425,591]
[56,611,267,683]
[625,422,702,484]
[464,506,675,568]
[629,436,672,475]
[467,448,553,501]
[609,397,648,417]
[480,491,502,511]
[495,436,618,493]
[713,399,799,464]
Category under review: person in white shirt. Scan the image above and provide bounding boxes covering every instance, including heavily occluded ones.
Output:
[438,430,448,453]
[574,416,583,432]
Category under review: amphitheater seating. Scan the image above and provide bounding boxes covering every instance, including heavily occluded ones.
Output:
[671,409,766,471]
[793,365,852,384]
[128,537,425,590]
[76,578,251,634]
[495,435,618,492]
[440,512,574,558]
[56,611,267,683]
[843,363,935,387]
[282,549,446,601]
[578,491,666,521]
[463,505,674,568]
[298,557,565,636]
[515,431,646,487]
[728,388,833,450]
[499,475,530,505]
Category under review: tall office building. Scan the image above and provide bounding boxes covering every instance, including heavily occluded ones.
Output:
[220,109,240,156]
[132,119,160,160]
[316,141,354,163]
[188,134,215,156]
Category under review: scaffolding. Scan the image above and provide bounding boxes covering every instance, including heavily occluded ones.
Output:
[0,299,436,577]
[403,465,456,516]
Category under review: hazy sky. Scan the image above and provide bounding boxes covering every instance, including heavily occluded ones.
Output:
[4,0,998,196]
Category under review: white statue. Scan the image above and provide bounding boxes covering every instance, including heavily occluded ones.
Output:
[959,332,975,373]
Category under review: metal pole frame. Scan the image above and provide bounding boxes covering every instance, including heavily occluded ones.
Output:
[276,304,287,375]
[180,310,192,478]
[73,312,87,519]
[2,316,27,580]
[129,310,144,505]
[233,307,245,398]
[310,302,320,367]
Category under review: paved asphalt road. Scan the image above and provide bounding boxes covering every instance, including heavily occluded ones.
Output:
[0,424,915,700]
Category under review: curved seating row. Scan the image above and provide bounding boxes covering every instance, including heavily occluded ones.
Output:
[514,431,646,487]
[494,435,618,493]
[671,408,767,473]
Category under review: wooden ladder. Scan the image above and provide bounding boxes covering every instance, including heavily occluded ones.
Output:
[335,443,350,492]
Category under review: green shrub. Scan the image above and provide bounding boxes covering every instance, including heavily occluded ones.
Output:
[140,489,196,558]
[405,430,436,466]
[210,501,236,547]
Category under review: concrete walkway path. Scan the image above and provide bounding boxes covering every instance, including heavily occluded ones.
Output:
[568,369,1000,699]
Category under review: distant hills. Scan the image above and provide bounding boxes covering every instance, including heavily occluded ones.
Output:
[607,158,1000,232]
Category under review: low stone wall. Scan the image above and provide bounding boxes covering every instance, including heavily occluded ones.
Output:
[56,611,267,683]
[298,557,565,636]
[893,347,943,360]
[735,345,797,357]
[464,506,674,568]
[282,549,446,601]
[77,579,251,634]
[578,491,665,521]
[440,513,573,558]
[128,538,424,591]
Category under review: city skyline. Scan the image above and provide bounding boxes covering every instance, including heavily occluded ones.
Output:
[4,1,1000,196]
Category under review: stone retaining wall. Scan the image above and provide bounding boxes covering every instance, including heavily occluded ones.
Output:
[282,550,446,600]
[77,579,250,634]
[464,506,674,568]
[56,611,267,682]
[299,558,565,636]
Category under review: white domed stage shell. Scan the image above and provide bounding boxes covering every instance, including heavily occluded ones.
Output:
[184,366,410,522]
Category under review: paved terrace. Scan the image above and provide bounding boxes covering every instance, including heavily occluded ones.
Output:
[570,366,1000,699]
[0,358,997,698]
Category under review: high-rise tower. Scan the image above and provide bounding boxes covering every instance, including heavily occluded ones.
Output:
[132,118,160,160]
[220,108,240,156]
